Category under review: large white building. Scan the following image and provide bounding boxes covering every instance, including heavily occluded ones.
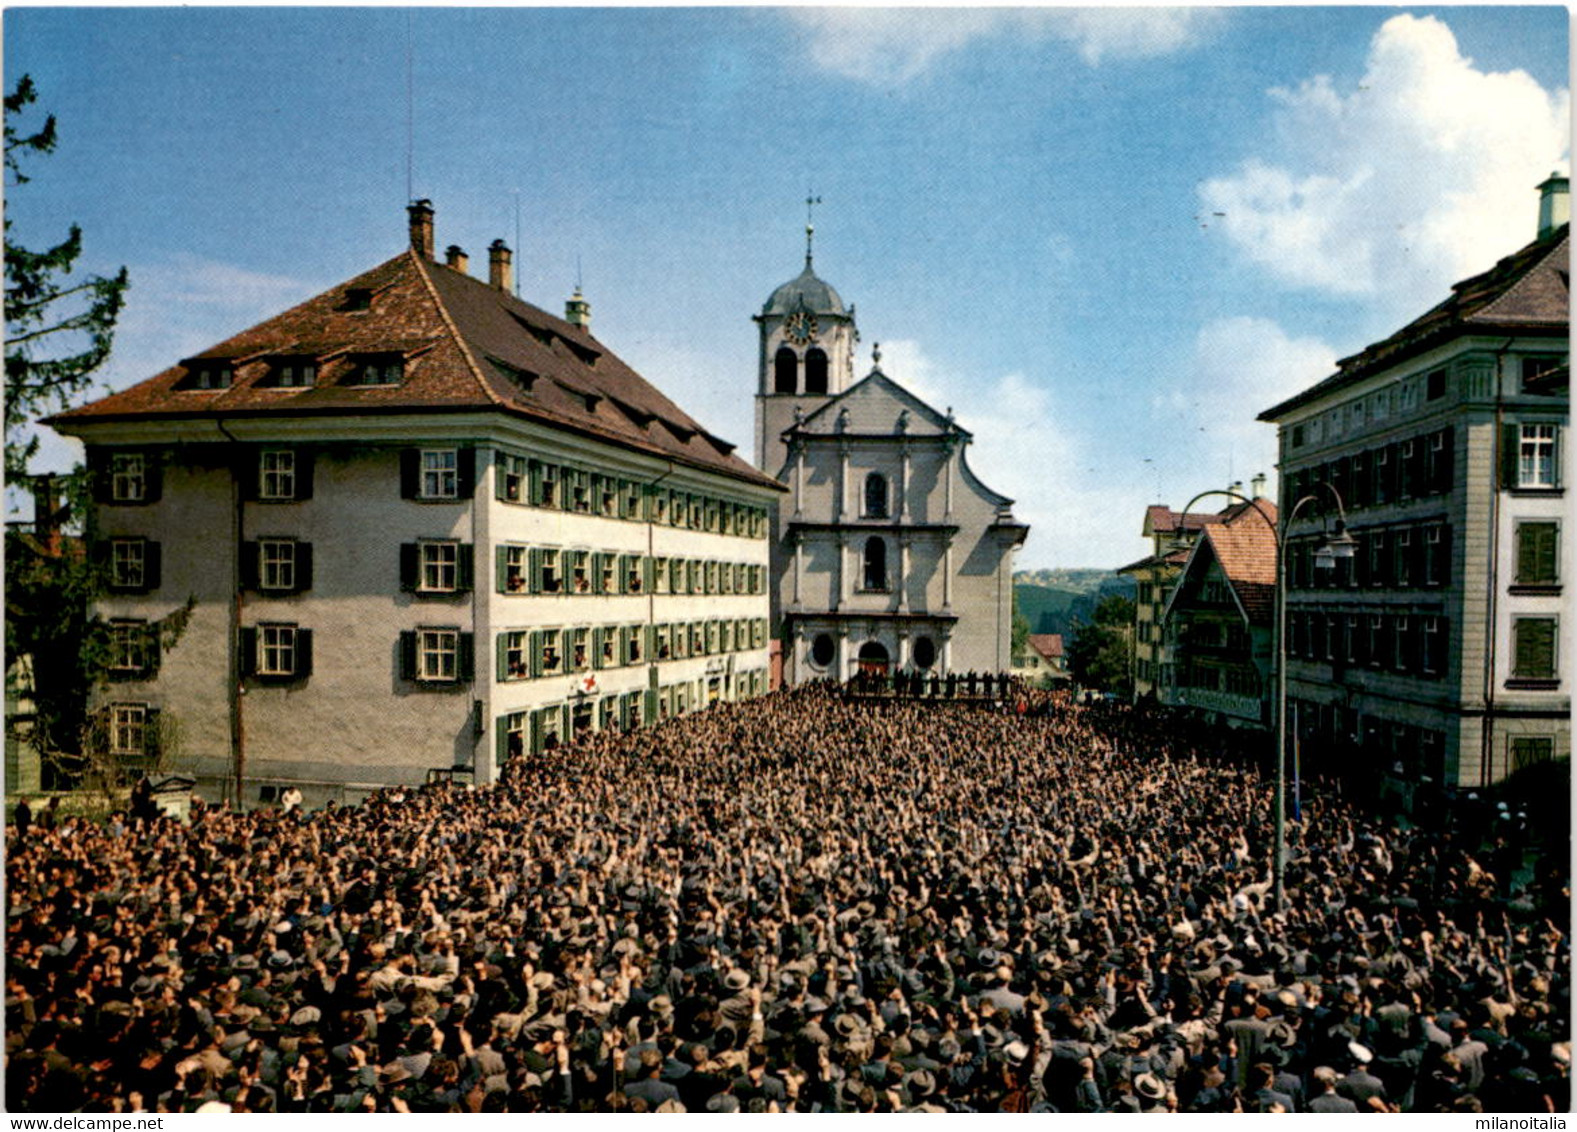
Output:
[50,202,785,806]
[752,234,1027,683]
[1258,178,1569,794]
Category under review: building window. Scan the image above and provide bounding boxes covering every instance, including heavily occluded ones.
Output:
[260,450,296,500]
[913,636,937,670]
[111,453,146,503]
[109,538,148,591]
[1518,424,1559,489]
[1392,528,1412,587]
[1515,521,1559,586]
[862,537,888,592]
[805,348,829,394]
[541,548,563,595]
[864,473,889,519]
[626,625,644,665]
[503,631,529,679]
[1426,368,1447,401]
[109,704,148,757]
[654,556,670,595]
[420,629,459,682]
[499,453,527,502]
[1420,616,1443,676]
[420,541,458,592]
[259,539,297,592]
[1522,356,1563,390]
[353,355,403,385]
[503,545,528,593]
[188,361,233,390]
[1511,736,1554,772]
[501,711,527,760]
[810,633,835,669]
[773,347,797,394]
[1512,617,1558,682]
[652,492,668,525]
[600,628,618,668]
[257,624,300,677]
[271,357,317,388]
[572,628,590,671]
[1424,526,1448,587]
[655,624,672,661]
[537,629,563,676]
[570,550,591,595]
[599,554,616,595]
[569,469,591,513]
[625,555,644,594]
[421,449,458,499]
[108,621,153,677]
[599,476,618,517]
[535,462,560,508]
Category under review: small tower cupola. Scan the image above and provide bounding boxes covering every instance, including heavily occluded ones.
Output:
[565,287,592,330]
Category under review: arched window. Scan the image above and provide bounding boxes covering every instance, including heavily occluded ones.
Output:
[857,641,890,675]
[864,472,889,518]
[774,347,797,394]
[804,347,829,394]
[863,537,888,592]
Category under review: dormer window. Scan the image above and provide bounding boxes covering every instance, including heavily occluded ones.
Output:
[343,289,373,312]
[185,361,233,390]
[269,357,317,388]
[351,354,404,386]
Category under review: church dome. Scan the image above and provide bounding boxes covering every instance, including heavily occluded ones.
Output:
[763,263,846,317]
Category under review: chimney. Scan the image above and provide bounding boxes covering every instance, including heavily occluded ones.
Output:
[407,199,435,259]
[30,474,62,555]
[445,245,469,275]
[1229,480,1244,501]
[1537,172,1569,238]
[565,287,591,330]
[488,239,513,293]
[1251,472,1267,500]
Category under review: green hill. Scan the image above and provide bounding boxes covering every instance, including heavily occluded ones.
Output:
[1015,572,1135,637]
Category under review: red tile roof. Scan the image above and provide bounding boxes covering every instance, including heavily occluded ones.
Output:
[1260,224,1569,421]
[1201,520,1278,626]
[49,248,784,492]
[1028,633,1064,661]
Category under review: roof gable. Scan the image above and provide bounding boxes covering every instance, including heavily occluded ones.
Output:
[795,368,958,437]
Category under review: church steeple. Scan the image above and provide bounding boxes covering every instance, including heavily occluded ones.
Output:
[752,204,859,475]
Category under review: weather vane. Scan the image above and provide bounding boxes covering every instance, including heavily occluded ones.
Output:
[805,192,821,266]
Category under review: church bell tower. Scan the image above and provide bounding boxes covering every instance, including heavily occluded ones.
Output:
[753,208,858,477]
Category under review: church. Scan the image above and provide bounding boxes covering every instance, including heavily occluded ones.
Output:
[752,226,1028,684]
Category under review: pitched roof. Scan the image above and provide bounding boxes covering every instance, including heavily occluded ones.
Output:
[49,248,783,491]
[1143,496,1272,538]
[1260,224,1569,421]
[1027,633,1064,661]
[1200,520,1278,626]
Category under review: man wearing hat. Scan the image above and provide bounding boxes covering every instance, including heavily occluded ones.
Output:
[1338,1042,1390,1111]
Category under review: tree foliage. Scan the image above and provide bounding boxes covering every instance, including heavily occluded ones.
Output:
[1067,593,1135,697]
[5,74,129,479]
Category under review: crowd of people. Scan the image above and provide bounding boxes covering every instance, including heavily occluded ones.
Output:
[5,686,1569,1113]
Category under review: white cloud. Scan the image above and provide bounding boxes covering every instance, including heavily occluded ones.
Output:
[1151,316,1336,494]
[863,339,1135,569]
[786,8,1222,85]
[1201,14,1570,316]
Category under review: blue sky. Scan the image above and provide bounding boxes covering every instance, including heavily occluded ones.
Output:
[6,6,1569,568]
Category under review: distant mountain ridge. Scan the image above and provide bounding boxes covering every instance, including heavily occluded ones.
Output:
[1015,570,1134,637]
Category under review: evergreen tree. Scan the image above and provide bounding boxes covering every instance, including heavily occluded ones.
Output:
[5,74,129,479]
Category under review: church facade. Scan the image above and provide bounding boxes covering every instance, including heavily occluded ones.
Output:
[752,239,1028,684]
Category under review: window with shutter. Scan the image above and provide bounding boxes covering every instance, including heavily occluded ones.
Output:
[1511,617,1558,682]
[108,538,149,592]
[109,703,148,757]
[1515,522,1559,587]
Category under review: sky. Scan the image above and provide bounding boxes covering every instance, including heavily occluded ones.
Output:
[5,5,1569,569]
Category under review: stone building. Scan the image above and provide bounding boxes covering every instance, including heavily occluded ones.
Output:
[48,202,784,806]
[752,236,1027,683]
[1258,177,1569,792]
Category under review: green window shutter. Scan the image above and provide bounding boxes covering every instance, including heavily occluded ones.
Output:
[495,452,509,501]
[295,449,315,501]
[239,627,258,678]
[144,707,162,758]
[295,542,313,593]
[400,449,421,498]
[297,629,313,679]
[1518,524,1540,582]
[496,545,509,593]
[643,556,655,593]
[530,630,544,678]
[1537,524,1559,583]
[144,541,162,592]
[399,630,418,680]
[457,544,474,592]
[1515,619,1556,678]
[399,543,418,591]
[458,633,475,682]
[240,541,260,591]
[237,448,260,501]
[86,448,112,503]
[1552,424,1563,489]
[497,633,510,682]
[143,452,163,504]
[592,627,605,670]
[1502,423,1522,488]
[592,552,605,595]
[497,719,510,766]
[530,547,543,594]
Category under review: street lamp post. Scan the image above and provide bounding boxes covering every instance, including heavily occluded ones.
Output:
[1169,486,1355,911]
